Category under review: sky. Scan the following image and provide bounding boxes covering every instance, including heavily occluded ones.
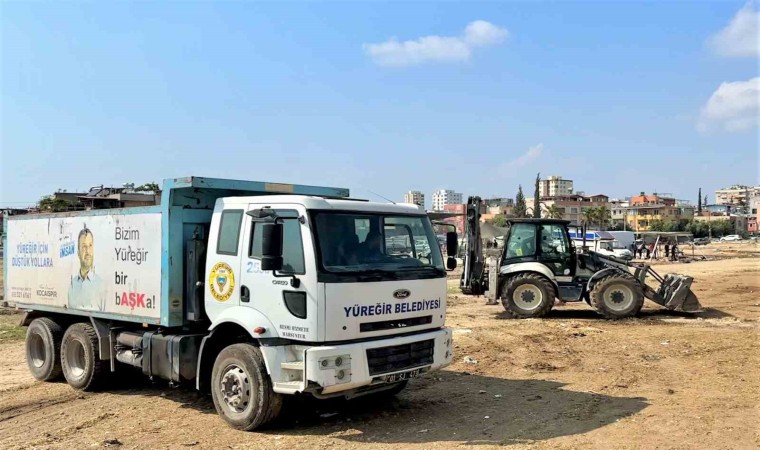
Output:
[1,1,758,209]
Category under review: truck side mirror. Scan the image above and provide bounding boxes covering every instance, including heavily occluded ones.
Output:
[260,222,284,272]
[446,231,458,256]
[446,231,458,270]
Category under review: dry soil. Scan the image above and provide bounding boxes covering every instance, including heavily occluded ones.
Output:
[0,255,758,450]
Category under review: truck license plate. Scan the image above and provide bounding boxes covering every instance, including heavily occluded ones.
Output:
[384,368,421,383]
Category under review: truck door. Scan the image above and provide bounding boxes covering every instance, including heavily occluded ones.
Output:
[205,208,246,317]
[238,204,318,342]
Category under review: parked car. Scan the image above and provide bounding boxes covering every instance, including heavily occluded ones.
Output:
[719,234,742,242]
[693,237,710,246]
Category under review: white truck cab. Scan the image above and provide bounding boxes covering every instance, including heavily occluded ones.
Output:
[204,196,454,399]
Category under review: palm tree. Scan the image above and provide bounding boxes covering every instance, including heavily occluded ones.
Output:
[596,206,611,230]
[582,207,598,228]
[544,204,564,219]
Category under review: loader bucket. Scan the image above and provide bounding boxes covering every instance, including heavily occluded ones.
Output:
[653,274,703,313]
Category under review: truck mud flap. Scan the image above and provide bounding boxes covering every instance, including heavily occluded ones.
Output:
[645,274,703,313]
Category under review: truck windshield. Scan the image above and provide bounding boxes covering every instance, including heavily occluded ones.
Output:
[312,212,445,277]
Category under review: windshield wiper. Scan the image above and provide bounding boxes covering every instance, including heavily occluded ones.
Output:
[401,266,446,276]
[351,269,399,280]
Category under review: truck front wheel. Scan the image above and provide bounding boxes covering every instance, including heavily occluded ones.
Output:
[25,317,64,381]
[61,323,109,391]
[211,344,283,431]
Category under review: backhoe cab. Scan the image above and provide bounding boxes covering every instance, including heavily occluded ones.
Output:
[459,196,702,319]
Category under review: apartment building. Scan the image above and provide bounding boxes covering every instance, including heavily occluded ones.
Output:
[715,185,760,209]
[538,176,574,197]
[432,189,463,212]
[627,192,694,231]
[528,194,610,225]
[403,190,425,207]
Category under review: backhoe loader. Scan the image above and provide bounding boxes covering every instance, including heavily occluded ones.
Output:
[458,196,702,319]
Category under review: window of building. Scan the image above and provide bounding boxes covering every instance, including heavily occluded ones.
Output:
[217,209,244,255]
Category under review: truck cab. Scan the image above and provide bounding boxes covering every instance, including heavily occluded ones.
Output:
[203,196,454,399]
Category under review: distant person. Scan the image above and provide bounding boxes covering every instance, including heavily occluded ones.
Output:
[664,242,670,259]
[68,226,106,311]
[671,242,679,261]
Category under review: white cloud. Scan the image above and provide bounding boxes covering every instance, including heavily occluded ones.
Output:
[504,144,544,169]
[698,77,759,133]
[707,1,759,57]
[363,20,508,67]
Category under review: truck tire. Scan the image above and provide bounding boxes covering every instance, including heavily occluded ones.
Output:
[501,273,555,318]
[61,323,109,391]
[590,274,644,319]
[211,344,283,431]
[25,317,64,381]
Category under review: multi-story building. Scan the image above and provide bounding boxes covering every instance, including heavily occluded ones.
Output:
[538,176,574,197]
[609,198,630,229]
[627,192,694,231]
[715,185,760,210]
[403,190,425,207]
[527,194,610,225]
[432,189,463,212]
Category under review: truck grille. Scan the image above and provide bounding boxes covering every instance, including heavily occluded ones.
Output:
[360,315,432,333]
[366,339,434,375]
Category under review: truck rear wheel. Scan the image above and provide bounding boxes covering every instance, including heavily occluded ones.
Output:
[590,274,644,319]
[61,323,109,391]
[211,344,283,431]
[501,273,556,318]
[25,317,64,381]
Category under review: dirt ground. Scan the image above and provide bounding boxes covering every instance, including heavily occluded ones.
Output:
[0,256,758,450]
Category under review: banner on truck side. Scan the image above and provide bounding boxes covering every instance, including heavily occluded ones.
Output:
[6,213,162,319]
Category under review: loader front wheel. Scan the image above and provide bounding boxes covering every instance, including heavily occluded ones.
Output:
[590,274,644,319]
[501,273,556,319]
[211,344,283,431]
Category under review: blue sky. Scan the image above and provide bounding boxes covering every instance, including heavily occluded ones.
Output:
[1,1,758,209]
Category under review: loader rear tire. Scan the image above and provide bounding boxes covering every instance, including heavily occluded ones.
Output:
[501,273,556,319]
[211,344,283,431]
[25,317,64,382]
[61,322,109,391]
[590,274,644,319]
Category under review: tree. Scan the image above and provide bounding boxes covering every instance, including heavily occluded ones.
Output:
[697,188,702,214]
[514,185,527,218]
[136,182,160,193]
[596,206,611,230]
[582,207,597,228]
[545,204,564,219]
[533,173,541,218]
[38,195,75,212]
[492,215,508,227]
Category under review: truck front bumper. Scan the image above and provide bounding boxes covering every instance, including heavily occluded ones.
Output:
[304,328,453,395]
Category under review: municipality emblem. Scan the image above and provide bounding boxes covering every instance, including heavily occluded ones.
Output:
[209,262,235,302]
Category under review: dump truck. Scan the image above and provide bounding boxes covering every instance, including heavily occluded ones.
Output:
[457,196,701,319]
[2,176,458,430]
